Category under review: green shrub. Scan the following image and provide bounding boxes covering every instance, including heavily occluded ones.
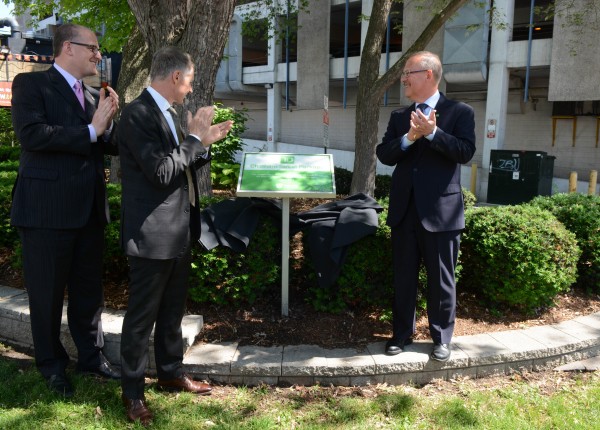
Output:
[0,170,17,248]
[188,215,281,305]
[334,167,352,195]
[0,145,19,162]
[374,174,391,200]
[0,160,18,172]
[0,109,18,146]
[211,104,249,164]
[460,205,580,313]
[529,193,600,293]
[103,184,128,282]
[211,162,240,190]
[462,187,477,210]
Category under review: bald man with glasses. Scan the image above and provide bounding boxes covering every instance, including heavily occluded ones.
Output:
[377,51,476,362]
[10,23,121,397]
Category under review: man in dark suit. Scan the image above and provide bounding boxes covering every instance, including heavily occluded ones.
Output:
[376,51,476,362]
[10,23,121,397]
[117,46,232,426]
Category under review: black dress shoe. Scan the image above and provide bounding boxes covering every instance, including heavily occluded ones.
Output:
[430,343,451,362]
[77,353,121,379]
[385,337,413,356]
[46,374,74,398]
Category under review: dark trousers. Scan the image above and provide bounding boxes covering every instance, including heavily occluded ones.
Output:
[120,247,191,399]
[391,199,460,345]
[19,214,105,378]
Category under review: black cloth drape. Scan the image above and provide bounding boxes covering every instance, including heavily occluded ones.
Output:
[199,193,383,288]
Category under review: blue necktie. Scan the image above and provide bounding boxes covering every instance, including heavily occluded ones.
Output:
[417,103,429,114]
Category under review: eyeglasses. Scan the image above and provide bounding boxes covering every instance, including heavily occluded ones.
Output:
[401,69,429,78]
[69,41,100,55]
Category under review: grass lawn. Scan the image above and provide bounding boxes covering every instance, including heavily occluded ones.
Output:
[1,343,599,429]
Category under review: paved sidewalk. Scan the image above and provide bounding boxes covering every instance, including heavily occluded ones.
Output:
[1,285,599,386]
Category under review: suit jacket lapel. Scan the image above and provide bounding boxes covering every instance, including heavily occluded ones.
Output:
[139,89,178,149]
[82,84,96,121]
[433,93,449,129]
[47,66,88,122]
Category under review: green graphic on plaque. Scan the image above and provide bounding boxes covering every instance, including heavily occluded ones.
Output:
[238,153,335,193]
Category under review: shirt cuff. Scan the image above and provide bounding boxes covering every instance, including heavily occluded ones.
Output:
[88,124,97,143]
[425,126,437,140]
[188,134,210,159]
[103,121,114,140]
[401,134,414,150]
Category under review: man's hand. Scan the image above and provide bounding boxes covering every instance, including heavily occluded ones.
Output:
[187,106,234,147]
[409,108,436,140]
[91,86,119,136]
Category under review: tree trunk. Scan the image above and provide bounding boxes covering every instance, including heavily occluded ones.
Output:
[109,24,151,183]
[126,0,236,195]
[350,0,392,197]
[350,0,470,196]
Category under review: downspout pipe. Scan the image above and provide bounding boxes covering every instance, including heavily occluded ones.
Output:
[343,0,349,109]
[384,14,390,106]
[524,0,535,103]
[286,0,290,111]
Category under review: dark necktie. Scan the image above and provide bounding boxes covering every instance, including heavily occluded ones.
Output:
[167,107,196,207]
[417,103,429,114]
[167,107,185,142]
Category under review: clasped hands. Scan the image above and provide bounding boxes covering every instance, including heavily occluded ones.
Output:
[187,106,234,148]
[92,86,119,136]
[408,109,436,142]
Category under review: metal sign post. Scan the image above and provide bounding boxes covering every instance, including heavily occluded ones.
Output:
[323,95,329,153]
[236,152,336,316]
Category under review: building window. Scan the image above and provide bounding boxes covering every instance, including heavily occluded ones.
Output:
[512,0,553,41]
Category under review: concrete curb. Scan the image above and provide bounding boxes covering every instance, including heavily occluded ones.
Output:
[1,285,599,386]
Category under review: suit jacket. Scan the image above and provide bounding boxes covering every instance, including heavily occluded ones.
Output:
[10,66,118,229]
[118,89,210,259]
[376,93,476,232]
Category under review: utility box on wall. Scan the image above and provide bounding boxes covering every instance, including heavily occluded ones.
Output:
[487,150,555,205]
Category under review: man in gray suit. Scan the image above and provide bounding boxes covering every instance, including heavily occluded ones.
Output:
[10,23,121,397]
[117,46,232,426]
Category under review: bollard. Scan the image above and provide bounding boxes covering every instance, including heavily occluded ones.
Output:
[470,163,477,195]
[590,170,598,196]
[569,172,578,193]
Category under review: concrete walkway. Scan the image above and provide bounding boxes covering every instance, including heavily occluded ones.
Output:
[1,285,599,386]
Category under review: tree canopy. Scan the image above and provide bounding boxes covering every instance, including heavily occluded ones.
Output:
[7,0,134,53]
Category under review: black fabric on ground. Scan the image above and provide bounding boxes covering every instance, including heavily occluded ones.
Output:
[198,193,383,288]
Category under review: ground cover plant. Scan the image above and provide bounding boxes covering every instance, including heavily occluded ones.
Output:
[1,343,599,430]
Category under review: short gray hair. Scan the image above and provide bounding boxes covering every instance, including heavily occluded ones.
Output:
[150,46,193,81]
[411,51,443,84]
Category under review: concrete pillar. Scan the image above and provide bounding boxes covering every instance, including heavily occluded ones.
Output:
[401,0,446,105]
[481,0,514,201]
[296,0,330,109]
[361,0,373,52]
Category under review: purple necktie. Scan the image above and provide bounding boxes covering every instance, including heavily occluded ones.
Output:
[74,80,85,110]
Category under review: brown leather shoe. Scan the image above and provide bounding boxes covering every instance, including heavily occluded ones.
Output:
[157,373,212,395]
[122,394,153,427]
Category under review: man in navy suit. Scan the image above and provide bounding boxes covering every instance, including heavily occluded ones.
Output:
[117,46,232,426]
[376,51,476,362]
[10,23,121,397]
